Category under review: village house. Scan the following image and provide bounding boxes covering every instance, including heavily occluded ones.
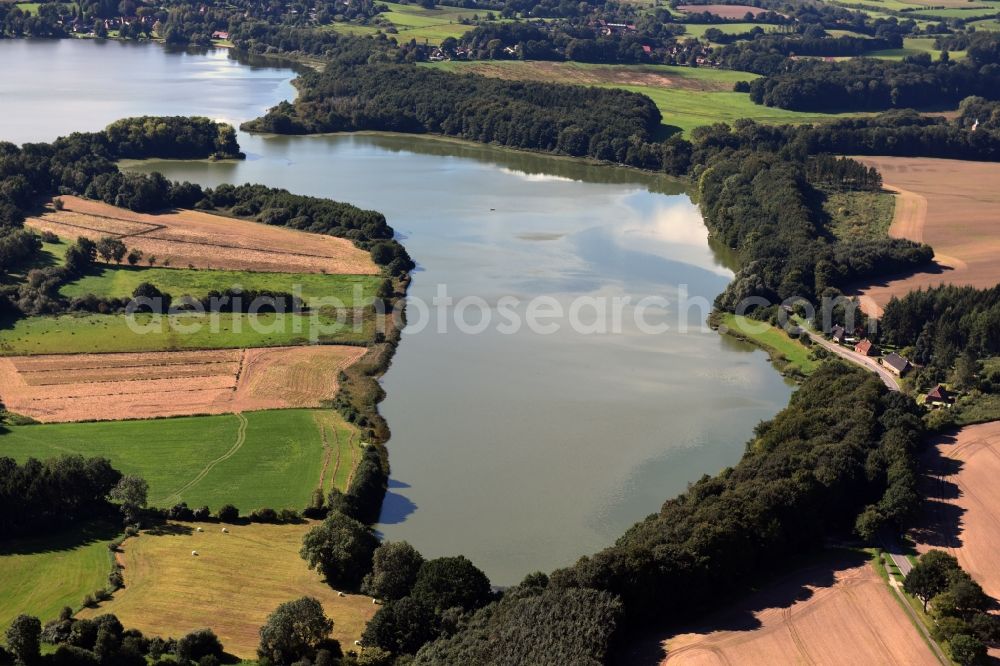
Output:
[925,385,955,408]
[854,339,878,357]
[882,352,912,377]
[830,324,846,344]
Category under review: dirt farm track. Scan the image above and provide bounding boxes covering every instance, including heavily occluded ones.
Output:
[0,346,365,422]
[26,196,379,275]
[854,157,1000,317]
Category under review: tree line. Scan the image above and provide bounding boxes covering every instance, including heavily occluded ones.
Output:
[748,33,1000,112]
[0,456,122,540]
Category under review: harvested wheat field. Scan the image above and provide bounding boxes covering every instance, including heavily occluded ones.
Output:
[77,521,377,659]
[0,346,365,422]
[853,157,1000,317]
[646,555,939,666]
[913,420,1000,600]
[677,3,768,17]
[26,196,378,274]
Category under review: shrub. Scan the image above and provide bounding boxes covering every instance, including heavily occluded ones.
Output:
[216,505,239,522]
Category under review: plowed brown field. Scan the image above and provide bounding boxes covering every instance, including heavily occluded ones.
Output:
[0,346,365,422]
[26,196,378,274]
[652,557,939,666]
[853,157,1000,317]
[914,421,1000,600]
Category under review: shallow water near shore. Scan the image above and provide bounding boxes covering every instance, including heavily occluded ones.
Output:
[1,39,793,584]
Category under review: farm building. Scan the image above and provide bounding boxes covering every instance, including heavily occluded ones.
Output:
[882,353,912,376]
[855,339,878,357]
[926,385,955,408]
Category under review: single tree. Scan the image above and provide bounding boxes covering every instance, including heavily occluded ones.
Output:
[904,550,960,611]
[177,628,224,663]
[361,541,425,601]
[410,556,492,614]
[361,596,438,655]
[5,614,42,665]
[108,475,148,526]
[949,633,987,666]
[126,248,143,266]
[95,236,127,264]
[300,512,379,589]
[257,597,333,665]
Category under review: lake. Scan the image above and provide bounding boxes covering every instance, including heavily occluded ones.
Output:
[1,39,793,584]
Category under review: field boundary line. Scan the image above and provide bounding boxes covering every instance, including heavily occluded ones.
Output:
[156,412,249,506]
[345,431,359,489]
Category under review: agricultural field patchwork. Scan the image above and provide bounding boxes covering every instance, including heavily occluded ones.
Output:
[26,196,379,275]
[0,346,365,422]
[77,521,377,659]
[0,409,364,510]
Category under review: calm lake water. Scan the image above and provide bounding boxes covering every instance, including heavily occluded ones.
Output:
[1,40,793,584]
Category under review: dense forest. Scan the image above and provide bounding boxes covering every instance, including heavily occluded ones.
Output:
[242,62,664,164]
[0,456,122,540]
[880,285,1000,378]
[700,151,932,311]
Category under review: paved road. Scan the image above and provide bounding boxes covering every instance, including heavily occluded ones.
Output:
[881,538,914,577]
[805,332,900,392]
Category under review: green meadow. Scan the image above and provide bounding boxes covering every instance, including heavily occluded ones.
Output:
[330,1,486,44]
[720,313,821,377]
[0,409,358,510]
[60,266,381,308]
[0,521,118,634]
[0,307,373,355]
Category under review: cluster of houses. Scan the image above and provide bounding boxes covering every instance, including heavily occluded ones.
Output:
[830,324,955,408]
[67,14,156,35]
[591,19,638,36]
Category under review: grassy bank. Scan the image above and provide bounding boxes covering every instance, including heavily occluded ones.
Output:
[714,312,822,379]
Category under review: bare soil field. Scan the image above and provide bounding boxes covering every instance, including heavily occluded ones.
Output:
[26,196,378,274]
[853,157,1000,317]
[634,554,939,666]
[0,346,364,422]
[78,521,376,659]
[912,420,1000,601]
[677,3,768,17]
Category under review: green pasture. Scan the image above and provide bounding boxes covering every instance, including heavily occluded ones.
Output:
[0,521,118,634]
[0,306,373,355]
[0,409,358,511]
[60,266,381,308]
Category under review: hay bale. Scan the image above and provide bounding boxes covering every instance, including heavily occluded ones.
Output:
[191,550,198,556]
